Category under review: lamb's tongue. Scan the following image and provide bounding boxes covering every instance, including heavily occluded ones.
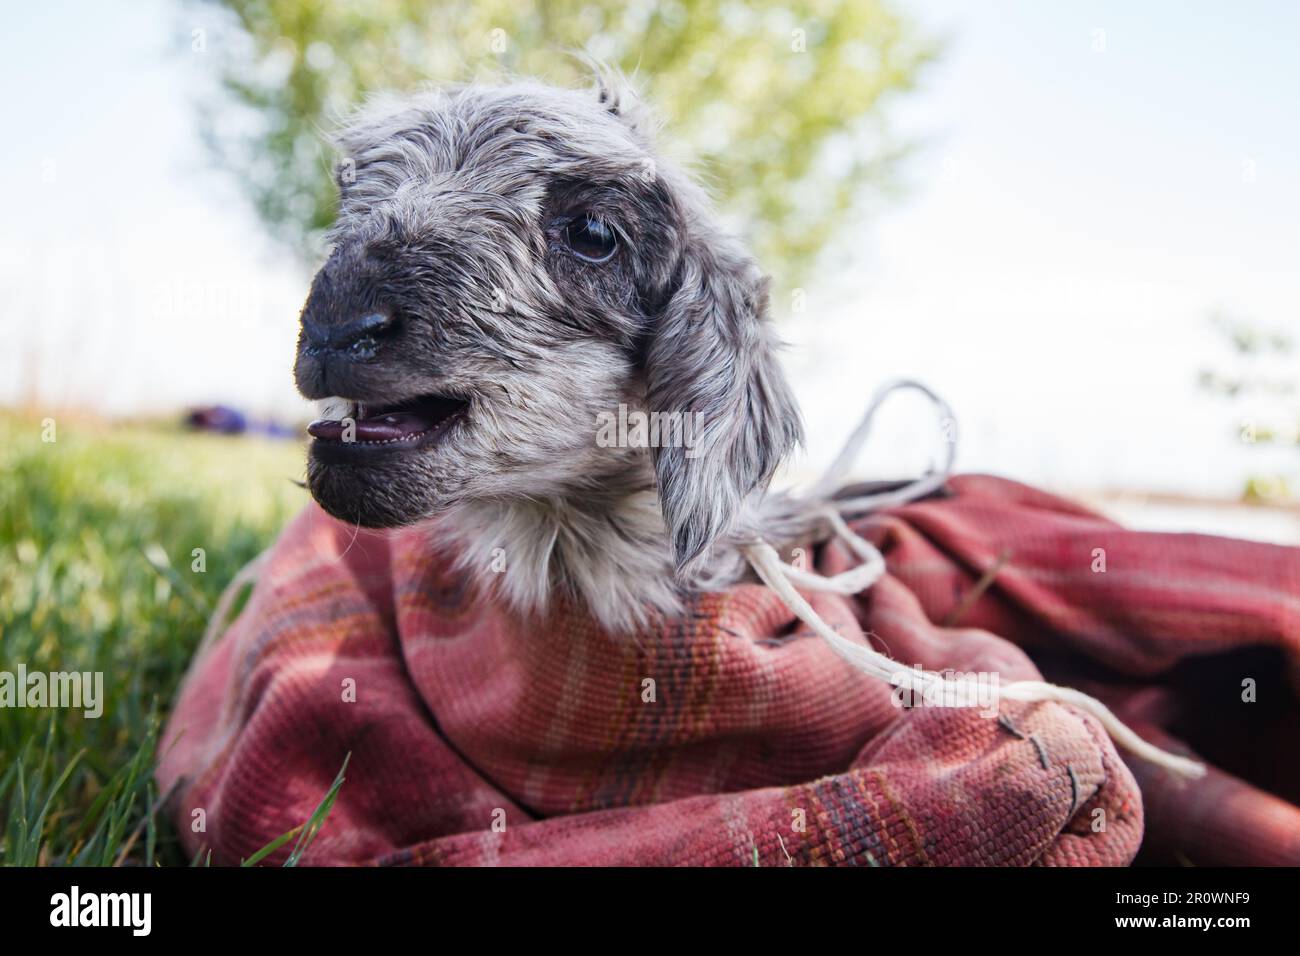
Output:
[353,410,433,441]
[308,410,433,442]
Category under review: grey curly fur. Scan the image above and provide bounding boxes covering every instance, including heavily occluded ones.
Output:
[294,72,817,634]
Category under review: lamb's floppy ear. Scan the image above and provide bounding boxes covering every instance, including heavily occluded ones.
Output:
[645,224,803,578]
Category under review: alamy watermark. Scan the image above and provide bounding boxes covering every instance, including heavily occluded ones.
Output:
[890,665,1001,719]
[0,664,104,718]
[595,404,705,458]
[50,886,150,936]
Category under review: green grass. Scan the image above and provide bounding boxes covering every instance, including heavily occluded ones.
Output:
[0,412,312,865]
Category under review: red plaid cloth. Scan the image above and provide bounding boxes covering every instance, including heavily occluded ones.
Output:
[158,475,1300,865]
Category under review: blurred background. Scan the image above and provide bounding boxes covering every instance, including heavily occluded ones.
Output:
[3,0,1298,532]
[0,0,1297,866]
[4,0,1298,540]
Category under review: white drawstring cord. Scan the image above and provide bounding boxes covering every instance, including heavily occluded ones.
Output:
[742,380,1206,779]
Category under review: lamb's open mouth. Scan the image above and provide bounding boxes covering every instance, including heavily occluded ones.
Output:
[308,394,468,449]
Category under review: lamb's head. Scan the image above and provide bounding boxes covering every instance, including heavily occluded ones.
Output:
[294,77,802,578]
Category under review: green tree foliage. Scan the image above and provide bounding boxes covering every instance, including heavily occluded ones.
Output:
[1199,308,1298,499]
[199,0,933,286]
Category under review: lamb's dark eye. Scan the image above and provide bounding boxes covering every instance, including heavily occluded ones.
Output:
[563,215,618,262]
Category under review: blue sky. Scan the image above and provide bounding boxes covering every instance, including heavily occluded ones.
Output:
[0,0,1296,498]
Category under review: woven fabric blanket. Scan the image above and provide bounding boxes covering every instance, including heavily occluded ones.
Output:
[157,475,1300,866]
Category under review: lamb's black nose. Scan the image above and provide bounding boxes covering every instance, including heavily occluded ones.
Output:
[302,312,394,358]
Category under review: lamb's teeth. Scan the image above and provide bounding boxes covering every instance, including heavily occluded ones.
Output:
[318,397,348,420]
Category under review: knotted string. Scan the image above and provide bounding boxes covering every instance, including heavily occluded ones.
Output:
[742,379,1205,779]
